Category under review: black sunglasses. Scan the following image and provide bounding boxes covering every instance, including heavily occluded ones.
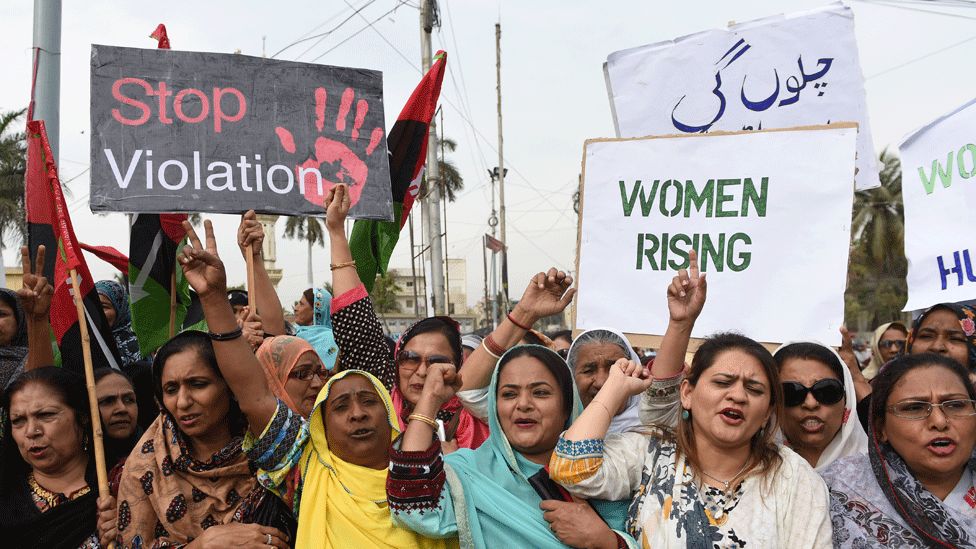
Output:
[782,379,845,407]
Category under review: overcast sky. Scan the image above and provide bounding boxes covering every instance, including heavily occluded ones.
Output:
[2,0,974,314]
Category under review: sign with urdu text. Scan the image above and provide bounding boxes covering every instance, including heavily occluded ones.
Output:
[604,2,879,190]
[90,45,393,219]
[899,98,976,311]
[575,125,857,346]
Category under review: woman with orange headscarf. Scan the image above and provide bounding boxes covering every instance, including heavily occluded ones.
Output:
[256,336,328,418]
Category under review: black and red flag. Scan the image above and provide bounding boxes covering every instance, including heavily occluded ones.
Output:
[348,50,447,292]
[26,120,121,371]
[127,23,193,356]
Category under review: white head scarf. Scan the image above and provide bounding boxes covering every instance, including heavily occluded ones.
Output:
[567,327,643,434]
[773,340,868,471]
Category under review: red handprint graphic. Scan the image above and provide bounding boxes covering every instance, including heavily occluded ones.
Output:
[275,86,384,207]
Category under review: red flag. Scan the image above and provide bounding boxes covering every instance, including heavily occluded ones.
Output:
[348,51,447,291]
[485,234,505,253]
[80,243,129,274]
[26,120,121,371]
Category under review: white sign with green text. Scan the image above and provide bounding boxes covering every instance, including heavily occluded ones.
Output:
[899,98,976,311]
[576,125,857,346]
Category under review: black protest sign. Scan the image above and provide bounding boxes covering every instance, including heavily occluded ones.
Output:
[90,45,393,220]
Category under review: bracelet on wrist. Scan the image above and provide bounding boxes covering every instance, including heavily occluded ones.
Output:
[484,334,507,358]
[506,311,532,331]
[407,413,439,430]
[208,326,243,341]
[481,339,501,360]
[330,260,356,271]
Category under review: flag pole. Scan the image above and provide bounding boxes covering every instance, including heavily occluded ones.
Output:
[68,268,113,545]
[168,270,177,338]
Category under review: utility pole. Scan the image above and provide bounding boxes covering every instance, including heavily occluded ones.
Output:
[495,22,509,307]
[31,0,62,162]
[420,0,446,315]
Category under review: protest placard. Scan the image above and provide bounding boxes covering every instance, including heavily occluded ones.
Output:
[90,45,393,219]
[574,124,857,347]
[899,98,976,311]
[604,3,878,191]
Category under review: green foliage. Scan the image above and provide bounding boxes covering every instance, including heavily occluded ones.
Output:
[844,149,909,330]
[370,271,401,313]
[421,136,464,202]
[0,108,27,249]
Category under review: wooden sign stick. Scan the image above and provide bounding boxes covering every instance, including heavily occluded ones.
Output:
[68,269,114,548]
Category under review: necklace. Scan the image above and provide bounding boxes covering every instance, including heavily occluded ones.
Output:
[699,459,750,491]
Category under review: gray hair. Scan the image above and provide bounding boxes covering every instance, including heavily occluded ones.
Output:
[567,329,631,370]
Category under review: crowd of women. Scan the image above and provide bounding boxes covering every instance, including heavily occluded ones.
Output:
[0,183,973,548]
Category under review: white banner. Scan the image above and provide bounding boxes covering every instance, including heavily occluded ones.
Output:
[605,2,878,190]
[899,98,976,311]
[576,125,857,346]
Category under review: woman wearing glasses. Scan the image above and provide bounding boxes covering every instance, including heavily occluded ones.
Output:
[773,342,868,471]
[861,321,908,380]
[256,336,327,418]
[822,353,976,547]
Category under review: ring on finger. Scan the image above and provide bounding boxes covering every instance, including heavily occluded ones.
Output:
[266,533,272,545]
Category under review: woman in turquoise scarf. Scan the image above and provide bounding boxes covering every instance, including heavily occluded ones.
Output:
[387,345,636,549]
[292,288,339,371]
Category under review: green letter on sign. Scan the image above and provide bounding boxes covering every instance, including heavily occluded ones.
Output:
[918,152,953,195]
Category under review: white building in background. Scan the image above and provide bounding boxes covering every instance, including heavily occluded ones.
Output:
[379,259,475,339]
[446,258,467,315]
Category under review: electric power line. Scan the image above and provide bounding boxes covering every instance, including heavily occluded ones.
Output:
[271,0,379,59]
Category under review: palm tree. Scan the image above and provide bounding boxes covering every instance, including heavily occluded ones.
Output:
[0,108,27,249]
[282,215,325,286]
[845,149,908,328]
[421,137,464,202]
[370,271,401,313]
[852,149,904,271]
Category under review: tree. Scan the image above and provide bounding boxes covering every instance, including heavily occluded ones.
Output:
[0,108,27,249]
[282,215,325,286]
[421,137,464,202]
[370,271,401,313]
[844,149,908,331]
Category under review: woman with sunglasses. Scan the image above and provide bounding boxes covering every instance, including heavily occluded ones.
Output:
[861,322,908,380]
[773,342,868,471]
[822,353,976,547]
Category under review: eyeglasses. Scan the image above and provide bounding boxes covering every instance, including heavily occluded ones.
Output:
[887,399,976,420]
[879,339,906,350]
[396,350,453,370]
[289,366,330,382]
[782,379,845,407]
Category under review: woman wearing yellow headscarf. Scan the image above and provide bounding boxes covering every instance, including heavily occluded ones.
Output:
[175,197,454,548]
[245,369,454,548]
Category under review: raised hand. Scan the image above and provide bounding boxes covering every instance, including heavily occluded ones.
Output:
[178,220,227,300]
[667,249,707,324]
[237,210,264,259]
[323,183,351,233]
[419,362,463,411]
[605,357,654,398]
[514,268,576,326]
[239,307,264,351]
[18,245,53,321]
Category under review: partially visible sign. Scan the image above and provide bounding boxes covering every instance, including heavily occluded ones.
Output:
[575,125,857,346]
[605,2,878,190]
[90,45,393,219]
[899,98,976,310]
